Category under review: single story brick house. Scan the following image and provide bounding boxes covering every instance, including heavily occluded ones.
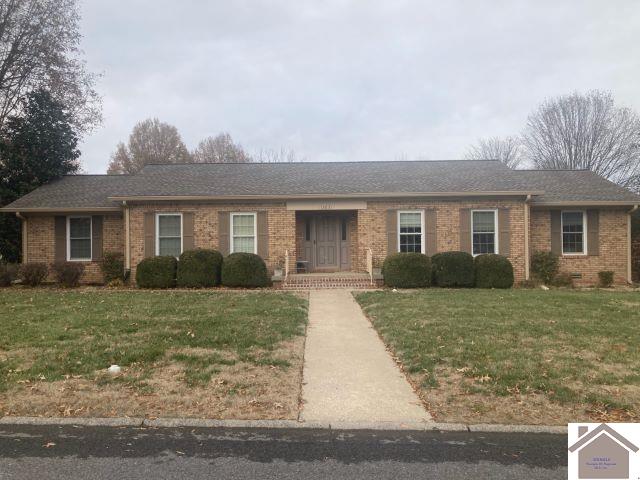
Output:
[2,160,639,286]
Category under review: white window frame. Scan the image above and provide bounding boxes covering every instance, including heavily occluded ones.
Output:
[561,210,587,256]
[397,210,425,254]
[155,213,183,257]
[471,209,499,256]
[67,215,92,261]
[230,212,258,254]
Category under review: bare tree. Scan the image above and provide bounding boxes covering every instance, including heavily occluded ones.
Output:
[0,0,101,134]
[465,136,523,168]
[253,147,304,163]
[107,118,191,174]
[192,133,252,163]
[523,90,640,190]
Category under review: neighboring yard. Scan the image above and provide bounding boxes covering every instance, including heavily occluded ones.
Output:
[356,289,640,425]
[0,289,307,419]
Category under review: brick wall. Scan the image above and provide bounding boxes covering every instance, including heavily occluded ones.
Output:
[25,214,124,284]
[356,199,528,281]
[529,208,629,285]
[21,202,632,287]
[128,202,296,282]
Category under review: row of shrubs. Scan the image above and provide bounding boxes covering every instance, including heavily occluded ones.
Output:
[0,261,86,288]
[529,250,614,288]
[382,251,514,289]
[136,249,269,289]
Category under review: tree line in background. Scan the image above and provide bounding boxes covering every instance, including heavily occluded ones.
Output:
[0,0,97,262]
[465,90,640,191]
[107,118,303,174]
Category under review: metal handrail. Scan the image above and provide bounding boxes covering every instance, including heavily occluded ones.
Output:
[365,248,374,285]
[284,250,289,279]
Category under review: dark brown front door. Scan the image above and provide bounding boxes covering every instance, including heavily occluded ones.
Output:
[314,215,338,270]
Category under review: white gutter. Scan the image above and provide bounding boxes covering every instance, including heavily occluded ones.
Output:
[108,191,544,202]
[628,204,639,284]
[532,200,640,207]
[524,195,532,280]
[15,212,27,263]
[123,201,131,271]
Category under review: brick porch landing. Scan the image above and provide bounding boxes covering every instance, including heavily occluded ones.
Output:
[281,273,380,290]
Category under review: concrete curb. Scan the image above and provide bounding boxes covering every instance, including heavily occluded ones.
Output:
[0,416,567,434]
[0,416,144,427]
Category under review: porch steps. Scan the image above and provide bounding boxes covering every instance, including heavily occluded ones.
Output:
[281,273,380,290]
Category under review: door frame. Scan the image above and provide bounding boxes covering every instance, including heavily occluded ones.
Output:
[301,213,351,272]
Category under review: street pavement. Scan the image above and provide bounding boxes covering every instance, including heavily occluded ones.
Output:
[0,424,567,479]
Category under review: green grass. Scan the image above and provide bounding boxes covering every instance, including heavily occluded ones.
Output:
[0,290,307,392]
[355,289,640,413]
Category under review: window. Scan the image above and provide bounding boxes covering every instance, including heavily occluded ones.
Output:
[472,210,498,255]
[341,218,347,241]
[231,213,256,254]
[398,211,424,253]
[156,213,182,257]
[562,211,586,254]
[67,216,92,261]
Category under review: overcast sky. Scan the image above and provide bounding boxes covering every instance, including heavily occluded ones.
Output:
[78,0,640,173]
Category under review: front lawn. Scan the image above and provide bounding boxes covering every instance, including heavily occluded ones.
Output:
[355,289,640,425]
[0,289,307,419]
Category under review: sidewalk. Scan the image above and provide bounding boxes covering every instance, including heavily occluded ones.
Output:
[300,290,432,425]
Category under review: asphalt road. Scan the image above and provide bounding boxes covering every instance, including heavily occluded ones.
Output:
[0,424,567,479]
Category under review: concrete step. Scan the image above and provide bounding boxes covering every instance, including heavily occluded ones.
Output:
[281,275,379,290]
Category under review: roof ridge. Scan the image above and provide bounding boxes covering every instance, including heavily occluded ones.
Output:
[60,174,133,177]
[142,159,502,167]
[518,168,591,172]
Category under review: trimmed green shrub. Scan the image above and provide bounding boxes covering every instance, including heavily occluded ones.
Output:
[530,250,559,285]
[551,272,574,288]
[136,256,177,289]
[474,254,514,289]
[53,262,85,287]
[382,253,431,288]
[221,253,269,288]
[19,262,48,287]
[431,251,474,287]
[0,262,18,287]
[101,251,125,284]
[598,270,614,288]
[177,249,223,288]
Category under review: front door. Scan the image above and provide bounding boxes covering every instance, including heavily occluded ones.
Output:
[314,215,338,270]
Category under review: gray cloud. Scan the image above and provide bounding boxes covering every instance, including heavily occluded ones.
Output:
[78,0,640,172]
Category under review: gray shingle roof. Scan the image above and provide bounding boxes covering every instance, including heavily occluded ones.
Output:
[1,175,134,210]
[521,170,640,204]
[128,160,532,197]
[2,160,639,211]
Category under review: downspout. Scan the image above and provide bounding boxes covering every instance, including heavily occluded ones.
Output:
[627,204,638,284]
[16,212,27,263]
[123,201,131,275]
[524,195,532,280]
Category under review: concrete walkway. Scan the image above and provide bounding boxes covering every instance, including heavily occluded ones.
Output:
[300,290,432,426]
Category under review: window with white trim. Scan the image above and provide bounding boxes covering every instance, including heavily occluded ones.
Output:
[231,213,257,254]
[68,216,92,261]
[472,210,497,255]
[562,211,586,254]
[398,211,424,253]
[156,213,182,257]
